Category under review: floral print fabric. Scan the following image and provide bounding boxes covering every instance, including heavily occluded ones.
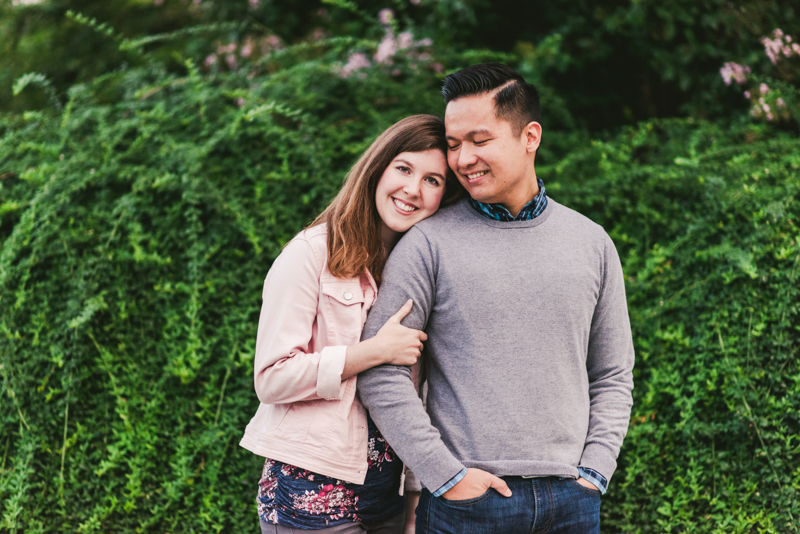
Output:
[258,415,404,528]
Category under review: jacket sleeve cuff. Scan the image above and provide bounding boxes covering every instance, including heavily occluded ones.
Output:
[316,345,347,400]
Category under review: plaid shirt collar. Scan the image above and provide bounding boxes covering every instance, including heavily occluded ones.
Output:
[468,177,548,222]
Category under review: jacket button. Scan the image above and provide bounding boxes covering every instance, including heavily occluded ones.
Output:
[343,291,353,300]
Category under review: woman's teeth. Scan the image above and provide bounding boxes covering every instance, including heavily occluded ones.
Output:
[393,198,418,212]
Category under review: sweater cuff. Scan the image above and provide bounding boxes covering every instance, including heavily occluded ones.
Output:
[433,467,467,497]
[316,345,347,400]
[412,441,465,492]
[579,443,618,485]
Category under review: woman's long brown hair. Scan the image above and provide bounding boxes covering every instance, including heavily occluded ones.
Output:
[310,114,463,285]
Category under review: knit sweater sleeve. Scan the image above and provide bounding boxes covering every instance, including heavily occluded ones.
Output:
[578,232,635,483]
[357,227,465,492]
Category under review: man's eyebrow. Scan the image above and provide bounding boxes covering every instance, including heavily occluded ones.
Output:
[446,128,493,141]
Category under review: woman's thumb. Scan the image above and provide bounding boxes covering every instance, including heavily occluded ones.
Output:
[389,299,413,323]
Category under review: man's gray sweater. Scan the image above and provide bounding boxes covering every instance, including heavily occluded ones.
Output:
[357,198,635,493]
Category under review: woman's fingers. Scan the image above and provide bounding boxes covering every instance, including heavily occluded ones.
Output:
[387,299,414,324]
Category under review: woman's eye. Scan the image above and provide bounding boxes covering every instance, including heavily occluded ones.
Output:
[396,165,411,174]
[425,176,442,186]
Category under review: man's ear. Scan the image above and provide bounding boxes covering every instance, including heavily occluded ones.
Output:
[522,121,542,154]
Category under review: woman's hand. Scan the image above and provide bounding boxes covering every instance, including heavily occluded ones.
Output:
[342,300,427,379]
[373,300,427,366]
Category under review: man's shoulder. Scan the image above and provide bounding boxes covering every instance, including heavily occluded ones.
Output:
[412,199,471,234]
[548,200,609,241]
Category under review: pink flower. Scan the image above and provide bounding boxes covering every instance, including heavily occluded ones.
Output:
[433,63,444,73]
[760,83,769,95]
[743,90,750,98]
[378,8,393,25]
[719,62,749,85]
[374,33,397,64]
[762,103,770,113]
[793,43,800,54]
[398,31,414,50]
[392,68,401,76]
[204,54,217,66]
[236,97,245,107]
[249,0,260,7]
[762,35,782,64]
[767,113,774,121]
[341,52,370,77]
[240,43,253,57]
[218,43,236,54]
[225,54,237,69]
[777,98,785,108]
[154,0,164,5]
[418,38,433,47]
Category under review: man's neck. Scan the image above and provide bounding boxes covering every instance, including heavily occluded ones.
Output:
[500,175,540,218]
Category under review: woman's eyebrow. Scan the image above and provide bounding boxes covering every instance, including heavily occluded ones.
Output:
[394,158,414,167]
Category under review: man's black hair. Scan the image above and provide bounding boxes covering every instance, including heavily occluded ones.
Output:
[442,63,540,135]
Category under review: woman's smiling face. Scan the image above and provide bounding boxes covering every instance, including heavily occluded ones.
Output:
[375,149,448,245]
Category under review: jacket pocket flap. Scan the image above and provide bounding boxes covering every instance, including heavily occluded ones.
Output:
[321,283,365,305]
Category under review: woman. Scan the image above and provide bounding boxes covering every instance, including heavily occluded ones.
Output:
[239,115,462,533]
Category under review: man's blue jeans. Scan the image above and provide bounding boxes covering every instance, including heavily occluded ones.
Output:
[415,476,601,534]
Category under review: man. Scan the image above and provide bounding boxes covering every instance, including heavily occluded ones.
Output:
[357,63,634,533]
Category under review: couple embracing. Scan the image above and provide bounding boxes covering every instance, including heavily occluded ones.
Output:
[239,63,635,534]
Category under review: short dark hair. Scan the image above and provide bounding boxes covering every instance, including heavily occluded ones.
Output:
[442,63,540,135]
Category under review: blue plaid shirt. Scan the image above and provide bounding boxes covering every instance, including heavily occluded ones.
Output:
[434,178,609,497]
[468,177,548,221]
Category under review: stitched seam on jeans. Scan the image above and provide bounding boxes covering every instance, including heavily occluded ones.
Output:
[542,478,554,533]
[530,480,543,534]
[425,491,431,533]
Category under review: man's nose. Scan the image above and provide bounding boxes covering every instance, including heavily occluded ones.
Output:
[457,144,478,169]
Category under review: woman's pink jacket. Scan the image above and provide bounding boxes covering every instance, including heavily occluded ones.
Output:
[239,224,419,486]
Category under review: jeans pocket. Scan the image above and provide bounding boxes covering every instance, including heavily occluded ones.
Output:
[437,488,493,508]
[568,478,601,497]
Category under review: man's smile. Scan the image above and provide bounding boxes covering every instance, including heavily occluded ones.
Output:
[465,170,489,181]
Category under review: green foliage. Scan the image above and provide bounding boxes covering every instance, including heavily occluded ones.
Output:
[546,120,800,532]
[3,0,799,131]
[1,2,799,533]
[0,7,455,531]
